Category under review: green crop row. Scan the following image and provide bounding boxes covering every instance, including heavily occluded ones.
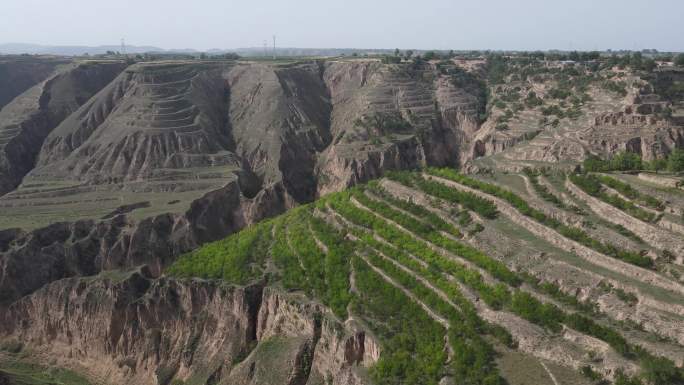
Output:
[427,168,653,268]
[366,181,462,237]
[349,189,520,286]
[330,191,643,357]
[594,174,664,211]
[569,174,658,223]
[386,171,499,219]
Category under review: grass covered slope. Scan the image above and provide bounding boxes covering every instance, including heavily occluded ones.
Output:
[0,352,92,385]
[168,169,684,385]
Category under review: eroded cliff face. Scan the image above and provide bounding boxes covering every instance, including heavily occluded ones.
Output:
[0,179,289,306]
[0,60,127,195]
[227,62,332,204]
[0,56,67,111]
[0,269,378,385]
[316,60,481,195]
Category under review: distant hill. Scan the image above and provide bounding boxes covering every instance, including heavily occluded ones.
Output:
[0,42,186,56]
[0,43,403,57]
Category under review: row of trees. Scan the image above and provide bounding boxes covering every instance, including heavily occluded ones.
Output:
[352,188,519,286]
[583,150,684,173]
[594,174,664,210]
[386,171,499,219]
[168,170,684,384]
[569,174,659,223]
[338,184,668,381]
[523,169,585,214]
[354,175,683,384]
[426,168,654,268]
[327,192,506,384]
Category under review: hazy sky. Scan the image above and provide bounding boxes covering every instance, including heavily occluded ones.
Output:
[2,0,682,51]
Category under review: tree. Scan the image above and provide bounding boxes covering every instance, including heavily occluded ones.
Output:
[610,151,642,171]
[382,55,401,64]
[405,50,413,59]
[394,48,401,57]
[667,148,684,172]
[675,53,684,66]
[221,52,240,60]
[630,52,643,69]
[423,51,438,61]
[642,58,656,72]
[648,158,667,173]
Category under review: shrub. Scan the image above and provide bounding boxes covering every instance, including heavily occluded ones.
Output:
[667,148,684,172]
[675,53,684,66]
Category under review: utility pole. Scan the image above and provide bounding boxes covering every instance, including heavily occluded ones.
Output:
[273,35,276,60]
[263,40,268,57]
[121,38,126,57]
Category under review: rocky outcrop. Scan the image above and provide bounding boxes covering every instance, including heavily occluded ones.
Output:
[316,137,424,195]
[226,62,332,203]
[316,61,479,195]
[0,270,377,385]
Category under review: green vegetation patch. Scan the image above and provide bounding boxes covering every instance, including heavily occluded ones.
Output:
[569,174,659,223]
[0,356,91,385]
[427,168,653,268]
[166,170,684,384]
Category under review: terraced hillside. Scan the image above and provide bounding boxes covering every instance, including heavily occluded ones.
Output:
[4,168,683,385]
[468,56,684,172]
[1,53,684,385]
[0,57,485,309]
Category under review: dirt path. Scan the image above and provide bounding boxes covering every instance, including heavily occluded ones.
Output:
[540,361,561,385]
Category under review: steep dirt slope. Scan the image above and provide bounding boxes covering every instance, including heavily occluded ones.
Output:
[0,56,68,110]
[317,60,481,194]
[227,62,332,203]
[10,170,679,384]
[0,60,126,195]
[1,57,684,385]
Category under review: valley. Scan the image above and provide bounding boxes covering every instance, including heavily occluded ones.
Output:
[0,51,683,385]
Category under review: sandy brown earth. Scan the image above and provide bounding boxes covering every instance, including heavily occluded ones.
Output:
[0,55,683,385]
